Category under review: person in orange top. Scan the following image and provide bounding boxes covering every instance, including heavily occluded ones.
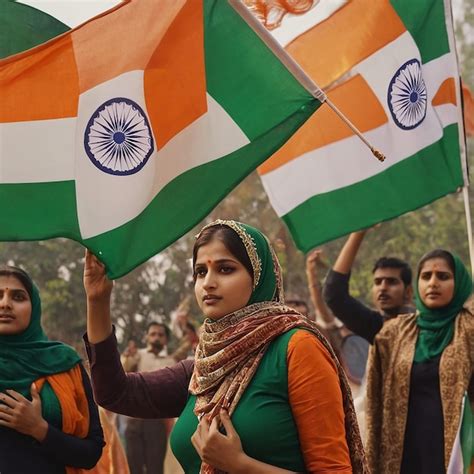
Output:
[84,220,368,473]
[0,265,104,474]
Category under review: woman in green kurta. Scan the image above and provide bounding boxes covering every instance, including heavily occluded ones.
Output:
[84,220,368,473]
[171,220,367,473]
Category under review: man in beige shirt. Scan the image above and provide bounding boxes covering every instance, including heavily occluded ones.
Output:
[121,322,174,474]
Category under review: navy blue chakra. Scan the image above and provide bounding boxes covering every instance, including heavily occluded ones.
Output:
[387,59,427,130]
[84,98,154,175]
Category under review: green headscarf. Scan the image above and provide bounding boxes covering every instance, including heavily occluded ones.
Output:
[198,220,283,305]
[0,271,81,425]
[414,252,472,362]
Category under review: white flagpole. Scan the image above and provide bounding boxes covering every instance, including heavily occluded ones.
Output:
[462,186,474,276]
[228,0,386,163]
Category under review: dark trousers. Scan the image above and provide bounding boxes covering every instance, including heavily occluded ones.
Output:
[125,418,168,474]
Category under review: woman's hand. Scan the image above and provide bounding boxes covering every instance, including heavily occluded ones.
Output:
[0,384,48,442]
[84,249,114,344]
[191,409,247,473]
[306,248,328,276]
[83,249,113,303]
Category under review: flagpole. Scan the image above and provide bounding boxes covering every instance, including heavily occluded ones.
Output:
[462,186,474,276]
[228,0,386,162]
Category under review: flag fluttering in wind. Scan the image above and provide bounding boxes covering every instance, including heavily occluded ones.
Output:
[0,0,320,278]
[256,0,468,251]
[0,1,69,58]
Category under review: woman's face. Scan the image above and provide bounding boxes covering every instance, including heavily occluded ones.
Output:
[194,237,253,320]
[418,258,455,309]
[0,275,32,335]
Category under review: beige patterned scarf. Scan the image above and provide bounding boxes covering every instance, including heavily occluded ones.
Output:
[189,301,369,474]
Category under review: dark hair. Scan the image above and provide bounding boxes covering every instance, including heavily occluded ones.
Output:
[146,321,170,340]
[417,249,455,276]
[192,225,253,281]
[0,265,33,299]
[372,257,412,286]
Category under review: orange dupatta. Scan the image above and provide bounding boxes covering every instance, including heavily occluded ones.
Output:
[36,365,90,474]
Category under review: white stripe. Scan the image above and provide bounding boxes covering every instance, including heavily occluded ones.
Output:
[423,52,458,101]
[0,118,76,183]
[436,103,459,129]
[447,395,465,474]
[149,93,250,196]
[271,1,347,48]
[75,71,249,239]
[261,36,460,216]
[262,101,458,216]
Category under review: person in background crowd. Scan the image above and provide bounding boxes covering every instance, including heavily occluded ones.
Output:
[120,322,174,474]
[168,297,199,362]
[366,249,473,474]
[170,297,192,341]
[90,407,130,474]
[0,265,104,474]
[323,229,414,344]
[306,249,369,394]
[83,219,368,473]
[284,293,311,320]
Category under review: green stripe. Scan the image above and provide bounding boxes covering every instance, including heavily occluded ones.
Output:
[204,0,317,140]
[0,1,69,59]
[0,181,81,240]
[84,102,319,279]
[283,124,463,252]
[390,0,450,64]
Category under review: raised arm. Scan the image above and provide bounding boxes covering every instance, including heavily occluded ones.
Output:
[82,249,194,419]
[84,330,193,418]
[305,249,336,327]
[83,249,114,344]
[323,231,383,343]
[333,230,367,275]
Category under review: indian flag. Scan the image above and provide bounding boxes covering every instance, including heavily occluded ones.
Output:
[0,0,320,278]
[255,0,468,251]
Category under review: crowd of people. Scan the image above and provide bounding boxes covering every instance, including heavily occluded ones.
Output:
[0,219,472,473]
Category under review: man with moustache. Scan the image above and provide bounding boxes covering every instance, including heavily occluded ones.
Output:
[323,230,414,344]
[121,322,173,474]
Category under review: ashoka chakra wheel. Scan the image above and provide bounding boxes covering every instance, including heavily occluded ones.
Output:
[84,98,154,175]
[387,59,427,130]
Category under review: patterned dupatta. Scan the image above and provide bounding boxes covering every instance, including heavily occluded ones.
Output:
[189,220,368,474]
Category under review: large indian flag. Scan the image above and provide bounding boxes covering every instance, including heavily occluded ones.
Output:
[256,0,468,251]
[0,0,320,278]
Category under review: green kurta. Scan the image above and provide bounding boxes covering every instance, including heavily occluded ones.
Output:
[170,329,306,473]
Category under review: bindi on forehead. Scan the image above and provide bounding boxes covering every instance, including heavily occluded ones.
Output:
[0,286,24,292]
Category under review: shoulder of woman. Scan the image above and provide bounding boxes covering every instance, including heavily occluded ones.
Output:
[461,297,474,317]
[374,312,417,342]
[287,329,336,369]
[458,306,474,327]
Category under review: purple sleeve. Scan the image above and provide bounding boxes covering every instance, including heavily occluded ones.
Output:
[83,330,194,418]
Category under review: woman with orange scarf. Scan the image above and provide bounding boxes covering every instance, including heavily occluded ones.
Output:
[84,220,368,473]
[0,265,104,474]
